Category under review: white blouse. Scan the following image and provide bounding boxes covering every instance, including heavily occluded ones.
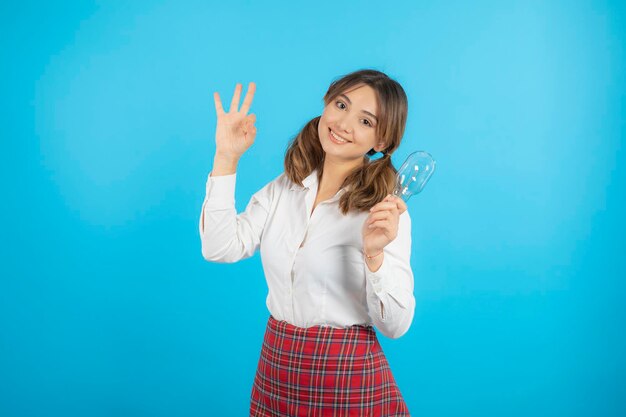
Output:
[198,168,416,339]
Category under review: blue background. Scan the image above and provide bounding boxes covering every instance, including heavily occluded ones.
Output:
[1,1,625,416]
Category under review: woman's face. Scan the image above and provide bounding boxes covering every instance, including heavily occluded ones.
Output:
[318,84,385,165]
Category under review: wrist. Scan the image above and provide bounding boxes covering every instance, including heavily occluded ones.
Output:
[214,151,241,163]
[363,247,384,272]
[363,247,384,260]
[212,153,240,176]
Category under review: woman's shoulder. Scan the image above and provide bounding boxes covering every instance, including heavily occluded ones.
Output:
[268,171,289,188]
[269,170,303,190]
[255,171,291,195]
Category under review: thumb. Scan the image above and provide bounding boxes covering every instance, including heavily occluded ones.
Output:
[245,121,257,138]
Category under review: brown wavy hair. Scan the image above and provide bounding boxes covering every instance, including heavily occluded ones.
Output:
[284,69,408,215]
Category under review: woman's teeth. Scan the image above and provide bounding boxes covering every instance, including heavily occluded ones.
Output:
[330,129,349,143]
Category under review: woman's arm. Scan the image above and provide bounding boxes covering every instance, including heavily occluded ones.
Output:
[199,151,241,237]
[362,197,416,339]
[200,82,268,262]
[363,211,415,339]
[199,163,276,263]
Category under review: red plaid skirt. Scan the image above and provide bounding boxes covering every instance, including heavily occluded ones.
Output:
[249,315,410,416]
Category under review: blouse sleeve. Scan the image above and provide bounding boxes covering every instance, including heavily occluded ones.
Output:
[199,171,275,263]
[364,210,416,339]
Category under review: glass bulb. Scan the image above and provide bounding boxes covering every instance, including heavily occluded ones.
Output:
[393,151,436,202]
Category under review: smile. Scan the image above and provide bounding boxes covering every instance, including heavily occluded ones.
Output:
[329,128,351,144]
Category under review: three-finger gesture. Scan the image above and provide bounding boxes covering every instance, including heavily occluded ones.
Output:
[362,195,408,256]
[213,82,257,159]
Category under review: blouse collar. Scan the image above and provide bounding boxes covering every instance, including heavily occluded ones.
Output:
[289,168,352,197]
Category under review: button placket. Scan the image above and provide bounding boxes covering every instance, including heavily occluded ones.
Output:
[286,182,318,323]
[287,225,309,324]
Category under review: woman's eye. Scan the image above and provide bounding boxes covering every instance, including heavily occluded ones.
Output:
[362,119,373,127]
[335,100,346,109]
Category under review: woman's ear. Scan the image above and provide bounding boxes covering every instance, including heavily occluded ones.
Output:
[373,142,386,153]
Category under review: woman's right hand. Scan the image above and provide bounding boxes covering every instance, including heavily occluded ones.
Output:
[213,82,257,160]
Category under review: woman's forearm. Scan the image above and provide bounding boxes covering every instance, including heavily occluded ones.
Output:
[211,152,240,176]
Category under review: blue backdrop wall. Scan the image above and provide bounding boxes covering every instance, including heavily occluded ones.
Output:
[1,1,625,416]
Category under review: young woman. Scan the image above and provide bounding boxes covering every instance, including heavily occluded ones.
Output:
[199,69,415,416]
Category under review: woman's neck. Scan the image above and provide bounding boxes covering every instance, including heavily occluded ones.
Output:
[318,156,363,195]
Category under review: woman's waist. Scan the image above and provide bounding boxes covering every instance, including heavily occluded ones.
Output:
[266,315,376,355]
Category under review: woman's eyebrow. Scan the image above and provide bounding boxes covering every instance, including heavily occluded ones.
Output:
[339,94,378,122]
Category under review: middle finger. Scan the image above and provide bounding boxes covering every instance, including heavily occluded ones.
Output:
[370,202,399,214]
[229,83,242,113]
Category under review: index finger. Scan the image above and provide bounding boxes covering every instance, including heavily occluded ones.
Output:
[387,195,407,214]
[239,82,256,115]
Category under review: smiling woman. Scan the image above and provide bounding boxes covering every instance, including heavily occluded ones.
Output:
[286,69,409,215]
[200,69,414,416]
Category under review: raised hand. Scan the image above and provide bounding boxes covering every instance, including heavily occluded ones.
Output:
[362,195,408,257]
[213,82,257,159]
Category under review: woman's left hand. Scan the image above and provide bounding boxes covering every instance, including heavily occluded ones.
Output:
[362,195,408,256]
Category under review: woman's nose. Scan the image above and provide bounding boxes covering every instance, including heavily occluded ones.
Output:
[337,117,352,133]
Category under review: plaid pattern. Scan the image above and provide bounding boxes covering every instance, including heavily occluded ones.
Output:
[249,315,410,416]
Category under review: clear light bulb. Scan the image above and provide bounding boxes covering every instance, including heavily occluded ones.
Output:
[393,151,436,202]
